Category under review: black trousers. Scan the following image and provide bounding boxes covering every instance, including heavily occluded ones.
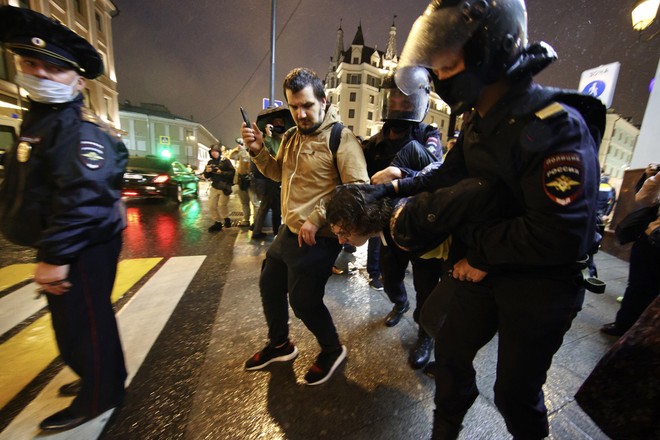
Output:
[616,235,660,330]
[46,235,127,417]
[421,265,584,439]
[260,227,342,350]
[380,243,442,324]
[252,180,281,235]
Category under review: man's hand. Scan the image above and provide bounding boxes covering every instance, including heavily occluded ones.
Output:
[646,218,660,236]
[35,262,71,295]
[298,220,319,247]
[371,166,403,184]
[451,258,487,283]
[241,122,264,155]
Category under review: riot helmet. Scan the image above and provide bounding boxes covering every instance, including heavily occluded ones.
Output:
[395,0,529,113]
[381,67,430,123]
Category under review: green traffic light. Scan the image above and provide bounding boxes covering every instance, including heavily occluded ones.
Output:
[160,149,172,158]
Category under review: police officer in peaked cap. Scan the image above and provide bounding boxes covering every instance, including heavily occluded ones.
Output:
[363,0,605,438]
[0,6,128,431]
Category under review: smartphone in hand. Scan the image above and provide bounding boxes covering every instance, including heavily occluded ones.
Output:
[240,107,251,128]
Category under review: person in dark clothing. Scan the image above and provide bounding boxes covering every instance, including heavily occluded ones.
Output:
[601,164,660,337]
[204,144,235,232]
[362,67,442,370]
[364,0,604,438]
[0,6,128,431]
[597,174,616,220]
[251,115,285,239]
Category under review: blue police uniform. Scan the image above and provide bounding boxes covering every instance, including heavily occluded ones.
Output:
[395,79,604,438]
[0,5,128,429]
[363,124,442,349]
[0,95,129,419]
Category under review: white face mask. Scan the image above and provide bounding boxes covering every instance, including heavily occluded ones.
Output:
[14,71,80,104]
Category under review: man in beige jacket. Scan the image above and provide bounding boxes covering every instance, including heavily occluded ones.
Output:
[241,67,369,385]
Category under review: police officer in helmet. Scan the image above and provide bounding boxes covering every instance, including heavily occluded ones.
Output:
[370,0,604,438]
[363,67,442,371]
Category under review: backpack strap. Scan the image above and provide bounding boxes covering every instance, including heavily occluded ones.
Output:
[280,123,344,158]
[329,122,344,159]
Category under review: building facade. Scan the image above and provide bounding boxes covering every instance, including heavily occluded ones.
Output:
[599,111,639,188]
[0,0,120,125]
[324,20,453,141]
[119,102,218,172]
[0,1,219,173]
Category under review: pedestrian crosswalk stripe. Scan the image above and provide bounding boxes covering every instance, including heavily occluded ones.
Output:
[0,258,161,410]
[110,258,163,303]
[0,256,205,440]
[0,283,46,336]
[0,264,36,292]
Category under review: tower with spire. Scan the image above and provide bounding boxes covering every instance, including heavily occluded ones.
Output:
[325,19,344,90]
[383,15,398,70]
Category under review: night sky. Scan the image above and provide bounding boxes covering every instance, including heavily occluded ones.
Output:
[111,0,660,145]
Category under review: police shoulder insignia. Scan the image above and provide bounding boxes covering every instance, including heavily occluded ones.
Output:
[535,102,566,120]
[79,140,106,170]
[543,153,583,206]
[80,106,100,125]
[81,106,124,140]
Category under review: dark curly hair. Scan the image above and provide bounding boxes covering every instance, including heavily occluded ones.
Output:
[326,185,392,236]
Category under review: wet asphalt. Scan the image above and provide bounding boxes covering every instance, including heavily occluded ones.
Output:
[1,183,624,439]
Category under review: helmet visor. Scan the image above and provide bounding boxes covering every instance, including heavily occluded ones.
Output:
[396,0,481,95]
[382,87,429,122]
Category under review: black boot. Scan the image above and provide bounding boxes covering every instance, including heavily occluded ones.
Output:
[409,330,433,369]
[224,217,232,228]
[384,300,410,327]
[208,221,223,232]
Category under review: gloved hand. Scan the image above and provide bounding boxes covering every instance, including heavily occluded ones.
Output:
[343,183,396,204]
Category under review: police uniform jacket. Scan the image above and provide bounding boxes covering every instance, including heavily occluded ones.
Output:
[395,79,604,274]
[363,122,440,178]
[0,95,128,266]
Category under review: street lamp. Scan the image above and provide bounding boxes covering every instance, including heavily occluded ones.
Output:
[632,0,659,31]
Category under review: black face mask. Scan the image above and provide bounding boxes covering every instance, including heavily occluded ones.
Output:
[387,120,413,134]
[272,125,286,134]
[434,69,484,115]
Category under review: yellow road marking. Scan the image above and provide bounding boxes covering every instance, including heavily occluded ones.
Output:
[0,258,161,409]
[0,264,36,292]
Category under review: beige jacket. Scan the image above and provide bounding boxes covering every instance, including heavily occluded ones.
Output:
[252,105,369,235]
[230,145,251,175]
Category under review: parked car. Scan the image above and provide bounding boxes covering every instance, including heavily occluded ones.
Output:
[122,155,199,203]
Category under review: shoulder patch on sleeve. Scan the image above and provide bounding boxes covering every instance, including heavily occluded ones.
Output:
[535,102,567,120]
[79,140,106,170]
[542,153,583,206]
